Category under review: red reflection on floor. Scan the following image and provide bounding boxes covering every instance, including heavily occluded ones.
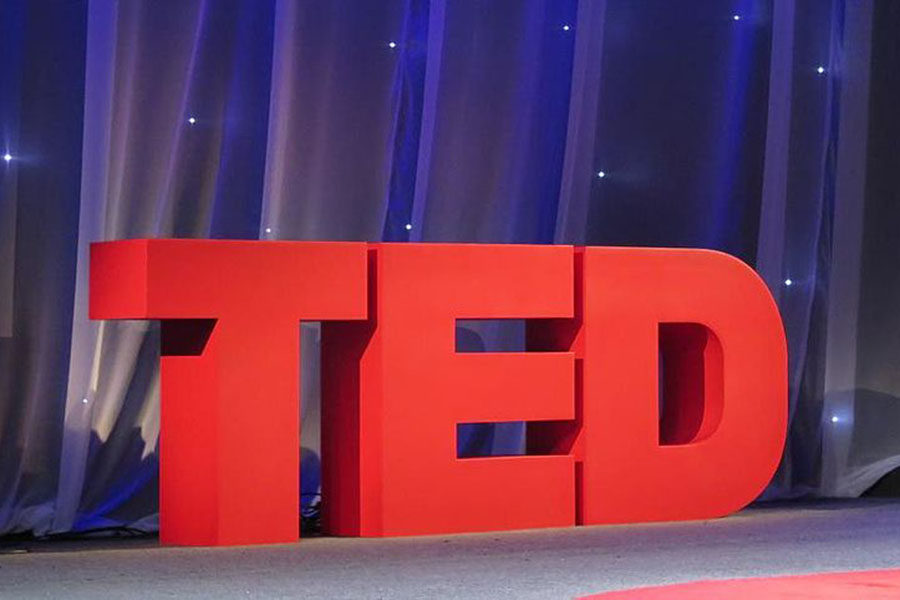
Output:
[581,569,900,599]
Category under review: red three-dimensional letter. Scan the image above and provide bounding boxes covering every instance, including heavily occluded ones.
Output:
[322,243,576,536]
[90,240,367,545]
[576,248,787,523]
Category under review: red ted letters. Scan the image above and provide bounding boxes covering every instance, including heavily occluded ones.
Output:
[90,240,787,546]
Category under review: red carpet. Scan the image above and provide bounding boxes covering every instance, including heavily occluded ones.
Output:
[581,569,900,599]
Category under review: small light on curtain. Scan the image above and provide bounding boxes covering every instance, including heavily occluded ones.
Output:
[816,66,826,74]
[404,223,412,230]
[831,415,840,424]
[387,41,397,49]
[562,24,571,31]
[596,170,606,179]
[264,227,272,234]
[732,14,742,21]
[2,153,11,163]
[187,116,196,125]
[81,397,88,404]
[784,278,793,286]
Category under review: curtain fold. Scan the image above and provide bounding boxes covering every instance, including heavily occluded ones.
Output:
[0,0,896,536]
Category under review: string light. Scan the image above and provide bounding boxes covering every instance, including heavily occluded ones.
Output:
[3,153,11,163]
[188,117,196,125]
[265,227,272,234]
[562,25,571,31]
[816,66,826,74]
[831,415,840,423]
[405,223,412,231]
[388,41,397,49]
[784,278,793,286]
[81,397,88,404]
[596,170,606,179]
[732,14,741,21]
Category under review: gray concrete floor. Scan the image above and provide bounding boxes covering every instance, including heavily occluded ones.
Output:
[2,500,900,599]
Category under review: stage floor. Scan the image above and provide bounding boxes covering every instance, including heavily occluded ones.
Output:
[3,499,900,599]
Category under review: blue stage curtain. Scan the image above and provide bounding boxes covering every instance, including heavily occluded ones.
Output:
[0,0,896,535]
